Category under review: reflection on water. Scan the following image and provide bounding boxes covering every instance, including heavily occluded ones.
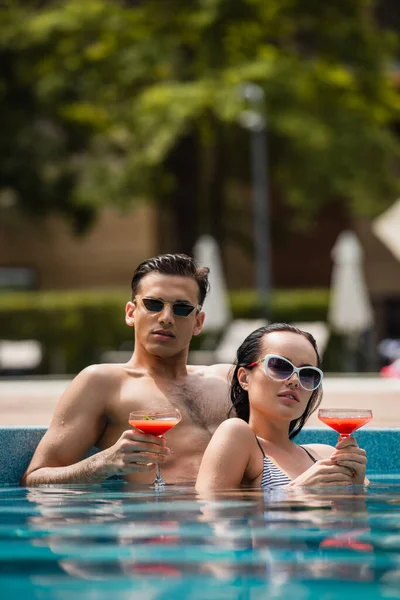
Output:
[1,480,400,598]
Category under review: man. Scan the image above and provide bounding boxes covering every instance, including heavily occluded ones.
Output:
[21,254,232,486]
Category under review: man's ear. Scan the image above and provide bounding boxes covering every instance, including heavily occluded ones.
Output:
[193,311,205,337]
[237,367,249,390]
[125,301,136,328]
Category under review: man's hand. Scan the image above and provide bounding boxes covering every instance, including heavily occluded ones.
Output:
[101,428,171,477]
[330,436,367,485]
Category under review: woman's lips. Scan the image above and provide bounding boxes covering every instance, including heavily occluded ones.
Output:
[278,392,299,403]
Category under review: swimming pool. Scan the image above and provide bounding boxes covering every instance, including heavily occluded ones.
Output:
[2,479,400,600]
[2,426,400,599]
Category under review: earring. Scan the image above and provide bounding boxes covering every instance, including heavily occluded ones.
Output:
[240,375,248,389]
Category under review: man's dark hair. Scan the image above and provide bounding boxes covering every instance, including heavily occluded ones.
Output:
[131,254,210,305]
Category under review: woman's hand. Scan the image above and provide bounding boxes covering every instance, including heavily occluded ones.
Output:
[330,436,367,485]
[288,459,354,487]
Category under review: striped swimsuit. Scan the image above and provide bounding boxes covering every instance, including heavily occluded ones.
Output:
[255,437,317,489]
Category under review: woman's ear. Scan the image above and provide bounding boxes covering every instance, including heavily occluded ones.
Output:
[237,367,250,390]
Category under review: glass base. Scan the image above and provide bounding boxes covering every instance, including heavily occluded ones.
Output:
[153,479,166,488]
[153,465,166,487]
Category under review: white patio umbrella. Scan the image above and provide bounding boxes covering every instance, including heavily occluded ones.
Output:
[328,231,374,333]
[328,230,374,370]
[193,235,232,333]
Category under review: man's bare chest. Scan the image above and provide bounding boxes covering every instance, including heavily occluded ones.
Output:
[110,376,230,433]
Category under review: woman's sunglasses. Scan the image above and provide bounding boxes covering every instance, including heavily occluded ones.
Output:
[135,295,201,318]
[247,354,323,391]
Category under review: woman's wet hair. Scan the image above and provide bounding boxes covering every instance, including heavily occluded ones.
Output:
[131,253,210,305]
[229,323,323,439]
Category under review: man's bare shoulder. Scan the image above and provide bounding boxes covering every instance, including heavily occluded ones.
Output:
[62,363,130,400]
[76,362,129,384]
[187,363,233,382]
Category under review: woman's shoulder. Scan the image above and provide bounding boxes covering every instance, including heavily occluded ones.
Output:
[302,443,335,460]
[215,417,254,438]
[211,419,261,469]
[196,419,259,491]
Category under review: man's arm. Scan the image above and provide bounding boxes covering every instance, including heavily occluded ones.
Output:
[21,366,111,485]
[207,363,236,421]
[21,365,168,486]
[209,363,234,383]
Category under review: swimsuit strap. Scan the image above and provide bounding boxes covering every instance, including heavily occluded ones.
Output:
[299,445,317,463]
[256,437,317,463]
[255,436,266,457]
[255,436,317,463]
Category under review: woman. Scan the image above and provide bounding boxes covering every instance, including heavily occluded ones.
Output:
[196,323,367,491]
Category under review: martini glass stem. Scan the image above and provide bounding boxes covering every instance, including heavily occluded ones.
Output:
[337,433,356,476]
[154,463,165,487]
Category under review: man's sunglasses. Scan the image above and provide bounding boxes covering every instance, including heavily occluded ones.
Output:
[247,354,323,391]
[135,295,201,318]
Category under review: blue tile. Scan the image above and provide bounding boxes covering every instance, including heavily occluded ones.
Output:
[0,427,46,485]
[297,428,400,474]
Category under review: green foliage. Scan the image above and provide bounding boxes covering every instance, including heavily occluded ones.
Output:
[230,288,329,320]
[1,0,400,232]
[0,290,130,374]
[0,288,329,374]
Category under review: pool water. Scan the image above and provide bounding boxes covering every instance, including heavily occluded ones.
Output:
[2,478,400,599]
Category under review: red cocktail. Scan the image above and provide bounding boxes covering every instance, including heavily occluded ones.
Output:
[318,408,372,439]
[128,419,179,437]
[129,409,181,487]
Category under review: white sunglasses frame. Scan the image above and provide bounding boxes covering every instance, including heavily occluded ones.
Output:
[247,353,323,391]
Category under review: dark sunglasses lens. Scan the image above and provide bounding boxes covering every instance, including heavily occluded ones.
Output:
[267,357,293,379]
[173,303,195,317]
[142,298,164,312]
[300,368,321,390]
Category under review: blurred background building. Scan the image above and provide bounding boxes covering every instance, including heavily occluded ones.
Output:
[1,0,400,373]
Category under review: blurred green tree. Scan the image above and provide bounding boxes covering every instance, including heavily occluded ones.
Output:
[1,0,399,247]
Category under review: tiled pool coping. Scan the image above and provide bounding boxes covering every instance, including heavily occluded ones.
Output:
[1,426,398,485]
[297,428,399,475]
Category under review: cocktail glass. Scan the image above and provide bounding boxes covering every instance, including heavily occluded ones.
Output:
[128,408,181,487]
[318,408,372,440]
